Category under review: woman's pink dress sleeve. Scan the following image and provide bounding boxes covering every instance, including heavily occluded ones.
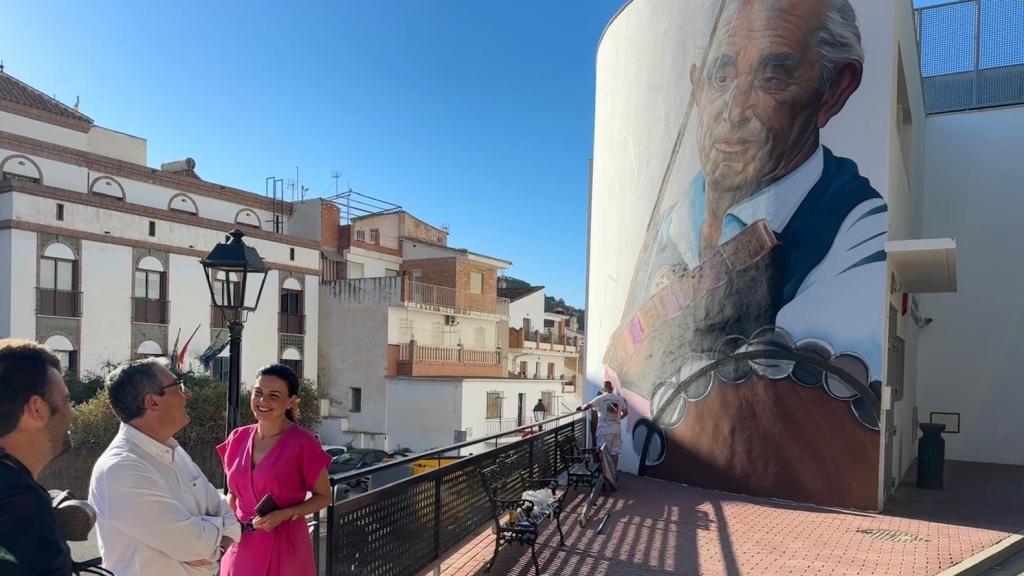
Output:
[300,433,332,489]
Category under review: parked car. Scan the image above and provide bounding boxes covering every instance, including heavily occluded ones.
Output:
[322,445,348,460]
[329,448,391,476]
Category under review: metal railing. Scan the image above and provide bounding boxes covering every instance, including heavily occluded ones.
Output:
[314,412,586,576]
[404,280,510,318]
[131,297,169,324]
[915,0,1024,113]
[36,288,81,317]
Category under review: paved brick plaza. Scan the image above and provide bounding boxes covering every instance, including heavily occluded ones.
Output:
[428,468,1021,576]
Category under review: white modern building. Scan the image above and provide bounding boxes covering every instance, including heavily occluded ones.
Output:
[0,70,319,384]
[501,283,582,399]
[290,203,579,450]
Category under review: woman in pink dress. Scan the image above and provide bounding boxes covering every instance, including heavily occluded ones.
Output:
[217,364,331,575]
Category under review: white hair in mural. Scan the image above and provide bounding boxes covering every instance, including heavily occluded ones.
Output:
[818,0,865,87]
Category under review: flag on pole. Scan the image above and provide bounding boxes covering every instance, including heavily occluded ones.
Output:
[169,327,181,369]
[199,330,231,372]
[177,324,201,372]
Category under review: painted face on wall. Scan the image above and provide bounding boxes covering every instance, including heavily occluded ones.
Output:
[693,0,828,203]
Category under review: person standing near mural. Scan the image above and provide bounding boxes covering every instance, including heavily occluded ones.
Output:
[580,381,629,472]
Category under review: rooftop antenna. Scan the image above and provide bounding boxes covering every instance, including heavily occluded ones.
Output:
[331,170,341,196]
[0,60,5,74]
[74,96,80,111]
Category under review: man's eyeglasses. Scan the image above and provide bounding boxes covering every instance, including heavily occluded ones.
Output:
[160,377,187,394]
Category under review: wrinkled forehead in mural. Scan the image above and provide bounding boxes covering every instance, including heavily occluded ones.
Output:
[599,0,888,510]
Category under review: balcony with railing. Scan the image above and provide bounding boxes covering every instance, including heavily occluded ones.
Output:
[279,313,306,335]
[391,341,503,378]
[132,298,169,324]
[36,288,81,317]
[325,276,509,319]
[509,327,580,353]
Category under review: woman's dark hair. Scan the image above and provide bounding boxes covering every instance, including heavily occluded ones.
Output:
[256,363,300,422]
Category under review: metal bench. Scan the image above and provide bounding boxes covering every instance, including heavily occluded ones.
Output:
[478,454,567,575]
[557,435,601,491]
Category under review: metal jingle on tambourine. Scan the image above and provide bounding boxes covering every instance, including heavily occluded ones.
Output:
[678,352,713,401]
[747,325,796,380]
[825,352,870,400]
[713,335,752,383]
[650,379,688,429]
[792,338,835,388]
[632,418,667,468]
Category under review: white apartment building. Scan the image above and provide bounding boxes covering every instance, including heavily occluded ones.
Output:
[290,202,579,450]
[0,71,319,383]
[502,283,582,401]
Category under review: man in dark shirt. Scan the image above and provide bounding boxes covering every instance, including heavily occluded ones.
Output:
[0,339,73,576]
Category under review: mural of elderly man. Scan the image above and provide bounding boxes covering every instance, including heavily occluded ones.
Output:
[606,0,887,510]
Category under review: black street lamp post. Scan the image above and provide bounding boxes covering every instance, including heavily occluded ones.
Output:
[201,229,269,437]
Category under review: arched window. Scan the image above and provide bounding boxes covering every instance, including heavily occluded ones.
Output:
[167,193,199,215]
[280,347,303,379]
[43,335,77,374]
[136,340,164,359]
[89,176,126,200]
[1,154,43,184]
[279,277,305,334]
[234,209,262,229]
[38,243,80,317]
[133,256,168,324]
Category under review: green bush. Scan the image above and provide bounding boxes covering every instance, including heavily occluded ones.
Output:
[70,372,322,448]
[65,371,106,405]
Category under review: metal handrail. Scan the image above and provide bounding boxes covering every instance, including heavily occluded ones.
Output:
[327,411,582,487]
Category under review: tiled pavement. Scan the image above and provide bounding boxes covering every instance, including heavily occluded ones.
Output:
[425,470,1021,576]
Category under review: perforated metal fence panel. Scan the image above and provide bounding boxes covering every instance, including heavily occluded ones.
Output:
[916,0,1024,113]
[325,418,583,576]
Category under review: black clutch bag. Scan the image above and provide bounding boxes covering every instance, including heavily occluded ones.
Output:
[254,493,280,517]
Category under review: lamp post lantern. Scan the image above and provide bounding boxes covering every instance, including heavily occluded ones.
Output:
[201,229,269,437]
[533,402,547,432]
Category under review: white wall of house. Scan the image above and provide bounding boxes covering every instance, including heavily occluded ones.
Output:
[917,104,1024,466]
[507,351,573,380]
[302,274,319,381]
[388,307,498,349]
[386,378,462,452]
[80,241,132,370]
[0,230,11,336]
[7,229,36,339]
[286,200,323,244]
[353,213,401,250]
[87,126,147,165]
[507,289,544,331]
[0,110,88,149]
[0,146,85,192]
[402,242,456,261]
[346,248,401,279]
[317,290,390,444]
[460,378,580,440]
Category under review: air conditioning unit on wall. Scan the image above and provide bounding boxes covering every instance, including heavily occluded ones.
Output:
[445,315,459,326]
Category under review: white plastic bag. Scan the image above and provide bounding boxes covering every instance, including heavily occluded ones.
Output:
[521,488,556,521]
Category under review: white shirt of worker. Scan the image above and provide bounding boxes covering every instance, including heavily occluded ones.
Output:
[89,423,241,576]
[676,145,888,379]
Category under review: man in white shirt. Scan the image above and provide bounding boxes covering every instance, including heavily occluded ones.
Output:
[580,381,629,470]
[89,359,240,576]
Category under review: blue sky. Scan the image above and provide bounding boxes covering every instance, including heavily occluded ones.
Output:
[3,0,627,307]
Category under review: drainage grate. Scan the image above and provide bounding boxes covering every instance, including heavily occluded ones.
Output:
[856,528,929,543]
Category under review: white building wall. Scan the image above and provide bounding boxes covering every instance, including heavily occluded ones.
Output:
[0,230,11,336]
[0,110,88,149]
[386,378,462,452]
[238,269,279,386]
[346,249,400,279]
[388,307,498,349]
[302,274,319,382]
[0,147,87,193]
[9,192,317,269]
[508,351,574,380]
[86,126,147,165]
[8,229,37,339]
[460,379,580,440]
[79,241,132,369]
[918,105,1024,466]
[317,290,389,445]
[507,289,544,331]
[402,242,456,261]
[166,253,216,369]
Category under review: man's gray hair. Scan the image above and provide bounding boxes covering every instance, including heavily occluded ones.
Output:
[106,358,169,423]
[817,0,865,88]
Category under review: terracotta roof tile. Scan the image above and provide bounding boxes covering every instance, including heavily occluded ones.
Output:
[0,71,93,126]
